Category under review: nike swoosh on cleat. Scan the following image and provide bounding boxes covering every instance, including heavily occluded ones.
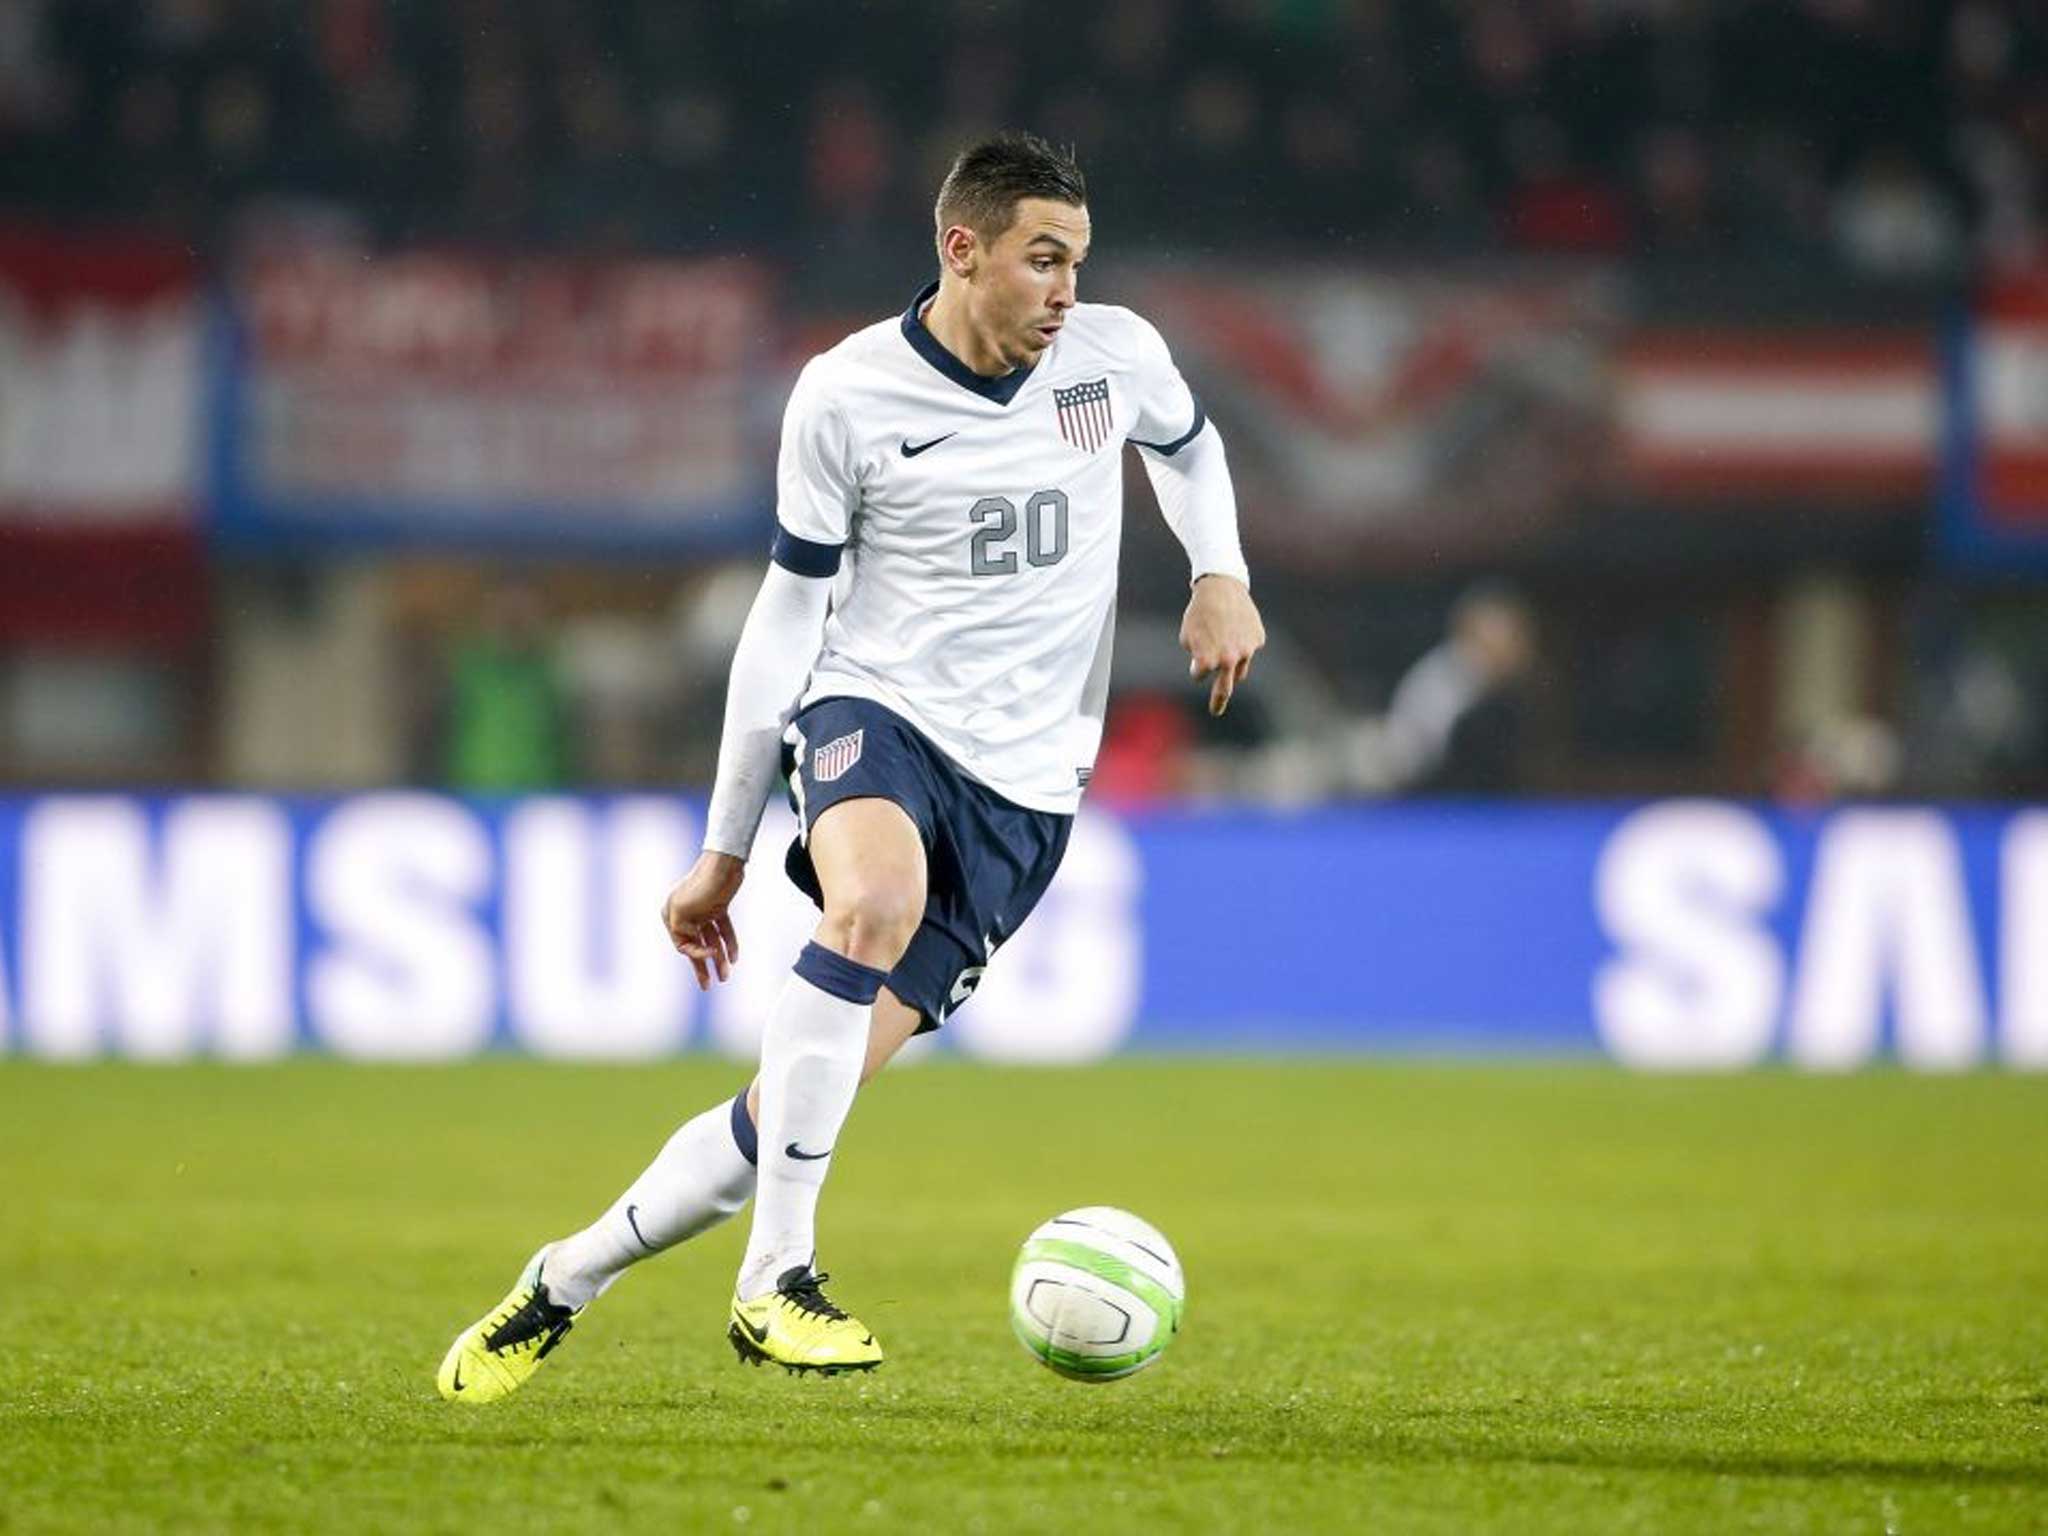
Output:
[451,1359,466,1391]
[900,433,956,457]
[785,1142,833,1161]
[626,1203,656,1252]
[738,1313,770,1345]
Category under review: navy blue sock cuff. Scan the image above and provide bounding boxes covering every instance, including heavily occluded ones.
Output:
[793,941,890,1005]
[730,1092,758,1166]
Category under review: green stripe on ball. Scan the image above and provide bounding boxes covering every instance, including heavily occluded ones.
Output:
[1018,1238,1185,1337]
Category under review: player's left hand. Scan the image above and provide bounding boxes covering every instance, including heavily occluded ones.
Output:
[1181,574,1265,717]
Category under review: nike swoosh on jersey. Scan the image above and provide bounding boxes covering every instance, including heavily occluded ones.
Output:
[900,432,957,457]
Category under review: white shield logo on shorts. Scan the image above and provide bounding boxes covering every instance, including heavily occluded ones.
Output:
[944,964,987,1020]
[812,729,864,783]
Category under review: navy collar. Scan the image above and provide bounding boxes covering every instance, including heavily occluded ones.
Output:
[899,281,1037,406]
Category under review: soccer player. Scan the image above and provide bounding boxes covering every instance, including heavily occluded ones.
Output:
[437,132,1264,1399]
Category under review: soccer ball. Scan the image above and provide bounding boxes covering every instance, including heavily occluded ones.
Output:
[1009,1206,1185,1382]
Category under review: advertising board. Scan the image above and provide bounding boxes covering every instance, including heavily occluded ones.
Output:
[0,796,2038,1069]
[211,249,775,552]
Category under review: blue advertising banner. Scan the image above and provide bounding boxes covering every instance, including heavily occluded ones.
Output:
[0,794,2041,1068]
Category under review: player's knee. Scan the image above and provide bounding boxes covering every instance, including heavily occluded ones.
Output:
[818,880,923,969]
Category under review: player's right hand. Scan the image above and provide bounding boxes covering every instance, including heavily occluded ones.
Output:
[661,851,746,990]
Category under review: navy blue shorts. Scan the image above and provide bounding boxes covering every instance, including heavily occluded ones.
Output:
[780,696,1073,1033]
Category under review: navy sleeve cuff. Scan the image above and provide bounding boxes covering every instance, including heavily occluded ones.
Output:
[1130,399,1208,457]
[770,525,844,577]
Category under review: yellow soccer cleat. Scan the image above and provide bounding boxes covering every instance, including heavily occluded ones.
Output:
[728,1266,883,1376]
[436,1247,579,1404]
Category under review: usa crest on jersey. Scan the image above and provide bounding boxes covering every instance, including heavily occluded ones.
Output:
[1053,378,1114,452]
[812,729,864,782]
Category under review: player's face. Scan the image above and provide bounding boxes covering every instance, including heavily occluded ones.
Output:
[977,198,1090,370]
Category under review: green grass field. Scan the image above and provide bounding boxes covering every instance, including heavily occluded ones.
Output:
[4,1060,2045,1534]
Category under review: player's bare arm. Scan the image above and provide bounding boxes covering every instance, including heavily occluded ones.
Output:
[1182,573,1266,716]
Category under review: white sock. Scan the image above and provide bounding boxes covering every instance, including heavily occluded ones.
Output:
[735,942,887,1299]
[546,1094,758,1310]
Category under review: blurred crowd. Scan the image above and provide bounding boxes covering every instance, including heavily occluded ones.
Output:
[401,565,2048,807]
[3,0,2043,275]
[7,0,2047,807]
[411,569,1547,804]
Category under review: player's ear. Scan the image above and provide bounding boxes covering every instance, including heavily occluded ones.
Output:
[940,223,978,278]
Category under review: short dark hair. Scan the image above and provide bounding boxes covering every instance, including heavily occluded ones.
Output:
[934,132,1087,248]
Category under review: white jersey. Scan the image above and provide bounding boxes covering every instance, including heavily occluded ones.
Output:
[770,283,1213,816]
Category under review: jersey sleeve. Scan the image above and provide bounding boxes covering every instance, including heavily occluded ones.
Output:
[771,360,857,576]
[1124,313,1208,456]
[701,562,834,859]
